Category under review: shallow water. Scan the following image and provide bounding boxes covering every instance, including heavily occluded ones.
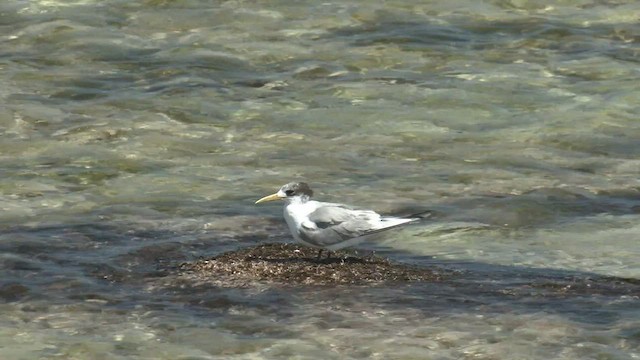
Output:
[1,0,639,358]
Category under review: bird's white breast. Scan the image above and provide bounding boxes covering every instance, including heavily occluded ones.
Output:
[283,200,320,243]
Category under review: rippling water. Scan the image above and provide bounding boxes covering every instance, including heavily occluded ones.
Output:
[1,0,639,358]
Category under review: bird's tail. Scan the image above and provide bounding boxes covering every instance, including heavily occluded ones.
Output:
[403,210,433,220]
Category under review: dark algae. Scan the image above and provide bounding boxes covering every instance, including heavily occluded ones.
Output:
[178,243,448,286]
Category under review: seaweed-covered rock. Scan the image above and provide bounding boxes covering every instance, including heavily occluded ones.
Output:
[178,243,447,286]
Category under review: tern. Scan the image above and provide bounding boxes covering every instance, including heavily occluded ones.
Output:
[255,182,423,259]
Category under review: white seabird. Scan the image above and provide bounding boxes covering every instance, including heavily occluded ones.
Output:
[255,182,423,258]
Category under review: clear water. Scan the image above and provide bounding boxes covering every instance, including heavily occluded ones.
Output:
[1,0,639,358]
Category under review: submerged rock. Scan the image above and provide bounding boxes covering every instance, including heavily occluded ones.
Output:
[171,244,640,295]
[178,243,447,286]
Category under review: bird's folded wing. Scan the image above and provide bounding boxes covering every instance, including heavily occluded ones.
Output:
[309,204,376,226]
[298,205,406,248]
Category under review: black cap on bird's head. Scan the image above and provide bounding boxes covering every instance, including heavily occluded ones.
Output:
[279,182,313,198]
[255,182,313,204]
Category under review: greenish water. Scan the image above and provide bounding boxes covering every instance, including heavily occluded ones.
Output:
[1,0,639,358]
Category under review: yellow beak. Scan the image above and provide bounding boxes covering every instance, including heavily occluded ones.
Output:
[255,193,283,204]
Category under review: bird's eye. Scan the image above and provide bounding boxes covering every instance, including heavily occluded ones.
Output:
[285,190,295,196]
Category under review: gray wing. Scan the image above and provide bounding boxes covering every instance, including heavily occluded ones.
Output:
[308,205,374,229]
[297,204,390,249]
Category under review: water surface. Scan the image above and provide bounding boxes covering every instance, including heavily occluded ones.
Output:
[1,0,639,358]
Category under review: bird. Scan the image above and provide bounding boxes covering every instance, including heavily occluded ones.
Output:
[255,182,424,259]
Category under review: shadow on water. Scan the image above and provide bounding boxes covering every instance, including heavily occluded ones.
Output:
[326,16,639,63]
[157,237,639,327]
[391,186,640,229]
[0,187,638,331]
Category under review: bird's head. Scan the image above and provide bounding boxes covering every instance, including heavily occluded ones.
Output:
[255,182,314,204]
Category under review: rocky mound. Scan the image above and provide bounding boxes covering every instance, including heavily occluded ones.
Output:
[178,243,448,286]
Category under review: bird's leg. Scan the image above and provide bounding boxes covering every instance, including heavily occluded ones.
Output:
[367,250,376,261]
[326,251,332,260]
[316,249,324,260]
